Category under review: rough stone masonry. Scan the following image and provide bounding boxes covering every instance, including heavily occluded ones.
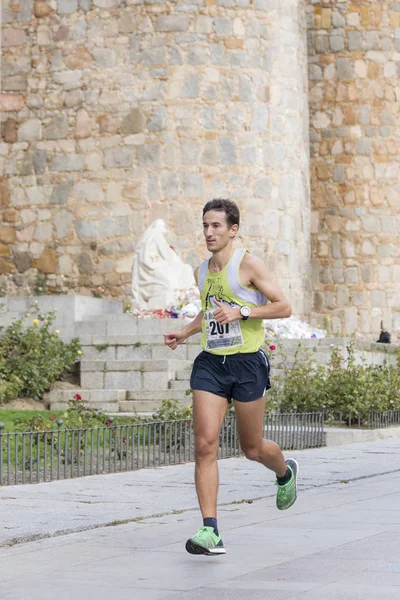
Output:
[307,1,400,338]
[0,0,311,317]
[0,0,399,339]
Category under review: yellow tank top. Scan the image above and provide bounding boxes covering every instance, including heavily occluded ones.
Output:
[198,249,268,355]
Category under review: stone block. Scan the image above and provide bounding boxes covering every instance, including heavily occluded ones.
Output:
[2,75,27,92]
[251,106,268,132]
[337,286,349,307]
[337,58,353,79]
[74,182,103,203]
[77,321,107,336]
[155,16,189,32]
[93,0,123,6]
[143,372,170,390]
[45,115,69,140]
[254,177,271,198]
[83,345,117,361]
[136,145,161,167]
[104,147,134,168]
[182,174,203,198]
[125,389,188,402]
[17,119,42,142]
[176,368,192,381]
[330,34,344,52]
[107,320,139,336]
[50,155,83,172]
[170,380,191,390]
[214,17,232,35]
[75,109,91,138]
[196,16,212,34]
[93,48,115,68]
[357,139,372,154]
[348,31,363,51]
[378,244,392,258]
[161,172,179,197]
[80,372,105,389]
[116,345,152,360]
[148,107,167,132]
[182,74,199,98]
[121,108,146,135]
[180,140,201,165]
[371,290,385,307]
[219,136,237,165]
[309,65,322,80]
[98,217,130,239]
[75,220,97,239]
[151,345,187,360]
[58,0,78,13]
[315,34,329,53]
[105,371,142,390]
[80,360,106,372]
[187,345,202,360]
[344,267,358,284]
[333,165,345,182]
[50,183,72,205]
[188,46,210,66]
[240,146,257,165]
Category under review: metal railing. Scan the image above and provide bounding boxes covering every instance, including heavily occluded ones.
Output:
[264,412,324,450]
[0,412,324,486]
[326,409,400,429]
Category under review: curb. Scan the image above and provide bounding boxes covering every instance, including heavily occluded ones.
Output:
[325,426,400,446]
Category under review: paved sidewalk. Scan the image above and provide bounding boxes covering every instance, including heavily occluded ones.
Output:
[1,438,399,547]
[1,439,400,599]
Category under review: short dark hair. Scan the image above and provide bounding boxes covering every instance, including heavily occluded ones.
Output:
[202,198,240,228]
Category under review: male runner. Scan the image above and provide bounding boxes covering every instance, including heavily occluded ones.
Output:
[164,198,298,556]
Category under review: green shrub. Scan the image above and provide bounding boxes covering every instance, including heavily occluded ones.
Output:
[265,341,400,424]
[0,306,81,403]
[153,398,192,421]
[0,376,22,403]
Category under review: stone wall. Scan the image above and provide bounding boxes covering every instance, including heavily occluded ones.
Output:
[307,1,400,338]
[0,0,311,316]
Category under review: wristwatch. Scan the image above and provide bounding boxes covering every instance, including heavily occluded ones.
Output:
[240,306,251,321]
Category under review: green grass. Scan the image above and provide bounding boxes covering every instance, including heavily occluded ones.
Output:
[0,410,64,432]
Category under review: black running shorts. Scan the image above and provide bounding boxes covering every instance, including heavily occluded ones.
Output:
[190,350,271,403]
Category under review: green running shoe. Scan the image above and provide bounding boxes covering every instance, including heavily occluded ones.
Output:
[276,458,299,511]
[185,526,226,556]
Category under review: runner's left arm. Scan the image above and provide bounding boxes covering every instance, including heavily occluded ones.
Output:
[213,255,291,325]
[246,256,291,320]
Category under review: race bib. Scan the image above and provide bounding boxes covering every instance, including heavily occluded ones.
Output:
[204,309,243,350]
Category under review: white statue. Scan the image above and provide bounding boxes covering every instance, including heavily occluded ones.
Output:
[131,219,195,310]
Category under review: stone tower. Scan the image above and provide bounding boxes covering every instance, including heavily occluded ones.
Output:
[307,1,400,337]
[1,0,311,316]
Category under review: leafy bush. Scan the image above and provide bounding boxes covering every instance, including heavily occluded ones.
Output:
[264,341,400,424]
[0,376,22,403]
[152,398,192,421]
[12,394,107,433]
[0,306,81,403]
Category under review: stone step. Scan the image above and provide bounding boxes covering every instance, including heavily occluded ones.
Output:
[75,318,191,337]
[80,338,200,362]
[169,380,191,390]
[80,359,192,372]
[125,389,191,402]
[48,389,124,412]
[118,399,192,413]
[49,388,125,402]
[51,401,119,412]
[80,359,193,390]
[176,369,192,380]
[82,334,202,346]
